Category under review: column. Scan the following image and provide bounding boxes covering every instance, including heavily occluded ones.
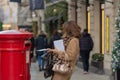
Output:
[68,0,76,21]
[77,0,86,31]
[93,0,100,53]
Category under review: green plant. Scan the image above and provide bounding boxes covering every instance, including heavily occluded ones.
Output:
[112,3,120,72]
[92,53,104,61]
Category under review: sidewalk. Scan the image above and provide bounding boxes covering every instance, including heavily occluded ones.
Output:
[30,61,110,80]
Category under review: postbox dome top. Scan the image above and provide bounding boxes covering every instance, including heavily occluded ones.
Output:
[0,30,21,34]
[0,30,33,39]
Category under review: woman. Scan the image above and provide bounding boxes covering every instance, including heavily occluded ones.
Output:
[47,21,81,80]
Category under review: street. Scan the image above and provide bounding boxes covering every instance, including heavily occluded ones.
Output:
[30,62,110,80]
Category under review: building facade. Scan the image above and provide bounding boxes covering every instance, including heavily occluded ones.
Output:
[0,0,18,30]
[68,0,119,74]
[0,0,119,75]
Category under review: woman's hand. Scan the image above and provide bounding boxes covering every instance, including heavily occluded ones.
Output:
[46,48,53,53]
[46,48,59,54]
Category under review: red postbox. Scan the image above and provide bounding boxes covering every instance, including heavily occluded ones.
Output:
[0,30,33,80]
[25,40,32,80]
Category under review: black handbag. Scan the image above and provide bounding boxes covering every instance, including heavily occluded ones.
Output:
[44,63,54,79]
[44,54,54,79]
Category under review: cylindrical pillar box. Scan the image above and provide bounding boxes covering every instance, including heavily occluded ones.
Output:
[0,30,33,80]
[25,40,31,80]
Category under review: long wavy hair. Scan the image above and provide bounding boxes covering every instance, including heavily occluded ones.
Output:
[62,20,81,38]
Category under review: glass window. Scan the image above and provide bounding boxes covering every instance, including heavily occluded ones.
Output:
[87,0,90,6]
[101,0,105,4]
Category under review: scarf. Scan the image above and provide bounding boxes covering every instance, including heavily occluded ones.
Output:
[63,36,73,50]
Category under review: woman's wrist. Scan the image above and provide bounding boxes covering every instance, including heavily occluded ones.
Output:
[52,49,58,54]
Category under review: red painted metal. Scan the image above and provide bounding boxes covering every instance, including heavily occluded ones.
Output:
[0,30,33,80]
[25,41,31,80]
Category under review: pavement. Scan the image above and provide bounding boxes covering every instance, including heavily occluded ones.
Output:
[30,61,110,80]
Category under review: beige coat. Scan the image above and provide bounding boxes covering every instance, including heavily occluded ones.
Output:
[53,37,80,80]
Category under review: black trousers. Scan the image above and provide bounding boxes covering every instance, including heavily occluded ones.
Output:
[80,50,90,72]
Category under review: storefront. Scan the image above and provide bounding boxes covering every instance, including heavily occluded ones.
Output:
[68,0,119,75]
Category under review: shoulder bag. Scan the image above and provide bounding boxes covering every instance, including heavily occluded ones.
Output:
[52,37,72,74]
[52,52,72,74]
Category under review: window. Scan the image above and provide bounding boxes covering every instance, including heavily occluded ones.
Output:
[100,0,105,4]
